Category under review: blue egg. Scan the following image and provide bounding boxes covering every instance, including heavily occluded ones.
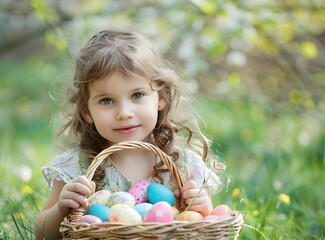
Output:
[87,204,110,222]
[146,183,175,206]
[133,203,153,219]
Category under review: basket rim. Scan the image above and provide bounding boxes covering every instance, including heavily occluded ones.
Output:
[61,211,244,238]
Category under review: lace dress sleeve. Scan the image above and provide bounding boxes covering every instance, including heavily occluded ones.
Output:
[182,149,222,195]
[42,148,84,190]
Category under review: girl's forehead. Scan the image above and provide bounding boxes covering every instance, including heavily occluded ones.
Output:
[89,71,153,90]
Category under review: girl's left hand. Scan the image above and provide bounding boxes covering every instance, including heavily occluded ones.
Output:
[174,180,213,217]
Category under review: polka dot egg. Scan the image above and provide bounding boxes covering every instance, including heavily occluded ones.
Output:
[128,179,151,204]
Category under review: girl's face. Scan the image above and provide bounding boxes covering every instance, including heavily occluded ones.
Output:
[85,71,165,144]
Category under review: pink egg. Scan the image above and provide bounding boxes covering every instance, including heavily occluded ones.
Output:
[143,201,174,223]
[128,179,151,205]
[211,204,233,217]
[78,215,103,224]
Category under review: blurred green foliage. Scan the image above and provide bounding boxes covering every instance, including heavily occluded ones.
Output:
[1,0,324,239]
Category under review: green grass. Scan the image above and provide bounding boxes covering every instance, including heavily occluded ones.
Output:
[0,59,324,239]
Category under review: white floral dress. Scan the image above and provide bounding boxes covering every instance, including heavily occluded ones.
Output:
[42,147,222,195]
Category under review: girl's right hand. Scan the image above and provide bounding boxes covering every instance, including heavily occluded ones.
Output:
[57,176,95,215]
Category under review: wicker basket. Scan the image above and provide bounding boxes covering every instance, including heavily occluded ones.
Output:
[60,141,243,239]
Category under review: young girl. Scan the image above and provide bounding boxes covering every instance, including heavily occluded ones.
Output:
[34,28,223,239]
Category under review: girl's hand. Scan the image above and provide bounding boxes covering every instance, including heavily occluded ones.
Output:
[57,176,95,215]
[174,180,212,217]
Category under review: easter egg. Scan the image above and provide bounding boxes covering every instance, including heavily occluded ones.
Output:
[133,203,153,219]
[78,215,103,224]
[146,183,175,206]
[107,192,135,207]
[143,201,174,223]
[88,190,111,205]
[175,211,203,222]
[211,204,233,217]
[87,204,110,222]
[171,206,180,218]
[128,179,151,204]
[109,204,142,224]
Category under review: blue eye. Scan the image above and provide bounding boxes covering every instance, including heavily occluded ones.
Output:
[132,92,144,100]
[100,98,113,105]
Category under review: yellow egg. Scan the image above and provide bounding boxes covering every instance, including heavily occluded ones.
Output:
[109,204,142,224]
[175,211,203,222]
[107,192,135,207]
[88,190,111,205]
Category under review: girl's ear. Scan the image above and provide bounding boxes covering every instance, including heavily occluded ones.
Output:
[158,99,166,111]
[85,113,94,123]
[83,111,94,123]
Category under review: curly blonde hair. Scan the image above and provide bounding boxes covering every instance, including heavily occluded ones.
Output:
[58,28,217,190]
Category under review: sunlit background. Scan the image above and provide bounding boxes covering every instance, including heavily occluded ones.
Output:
[1,0,324,239]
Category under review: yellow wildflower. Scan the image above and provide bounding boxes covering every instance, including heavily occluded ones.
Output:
[278,193,291,205]
[21,184,33,194]
[232,188,241,198]
[252,209,259,216]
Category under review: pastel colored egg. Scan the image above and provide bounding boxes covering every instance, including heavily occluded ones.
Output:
[78,215,103,224]
[146,183,175,206]
[175,211,203,222]
[87,204,110,222]
[133,203,153,219]
[107,192,135,207]
[143,201,174,223]
[109,204,142,224]
[128,179,151,204]
[171,206,180,218]
[211,204,233,217]
[88,190,111,205]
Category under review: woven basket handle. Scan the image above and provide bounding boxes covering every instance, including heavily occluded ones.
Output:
[68,141,184,223]
[85,141,184,189]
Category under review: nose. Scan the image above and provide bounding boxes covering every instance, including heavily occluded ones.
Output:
[116,102,134,120]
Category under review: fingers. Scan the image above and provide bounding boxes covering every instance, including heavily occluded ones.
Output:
[72,176,94,196]
[58,176,96,212]
[183,195,207,206]
[180,180,212,216]
[182,188,207,200]
[182,180,197,192]
[186,202,211,217]
[60,191,88,209]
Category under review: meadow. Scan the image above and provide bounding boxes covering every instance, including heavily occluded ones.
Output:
[0,56,324,239]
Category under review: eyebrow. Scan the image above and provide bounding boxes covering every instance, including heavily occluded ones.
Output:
[92,93,109,101]
[91,87,153,101]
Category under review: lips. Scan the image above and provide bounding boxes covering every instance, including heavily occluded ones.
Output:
[114,125,140,135]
